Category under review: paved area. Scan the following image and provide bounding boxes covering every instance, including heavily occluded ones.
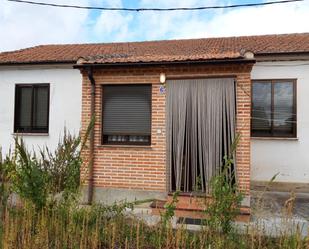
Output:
[251,190,309,220]
[250,190,309,237]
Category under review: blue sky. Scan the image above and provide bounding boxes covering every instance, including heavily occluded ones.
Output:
[0,0,308,51]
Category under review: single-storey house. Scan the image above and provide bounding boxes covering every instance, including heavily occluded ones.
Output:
[1,33,309,210]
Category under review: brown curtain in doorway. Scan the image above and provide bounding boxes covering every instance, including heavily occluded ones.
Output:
[166,78,236,193]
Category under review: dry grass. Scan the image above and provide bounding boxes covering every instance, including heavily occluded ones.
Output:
[0,133,307,249]
[0,200,307,249]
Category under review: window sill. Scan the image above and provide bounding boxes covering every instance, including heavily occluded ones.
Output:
[168,192,211,198]
[251,136,298,141]
[12,133,49,136]
[97,144,153,149]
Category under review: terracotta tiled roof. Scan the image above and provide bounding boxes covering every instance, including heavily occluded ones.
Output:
[1,33,309,65]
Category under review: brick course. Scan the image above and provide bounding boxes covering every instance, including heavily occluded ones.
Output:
[80,62,253,199]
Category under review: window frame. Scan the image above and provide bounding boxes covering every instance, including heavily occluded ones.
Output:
[251,79,297,138]
[14,83,50,134]
[101,84,152,146]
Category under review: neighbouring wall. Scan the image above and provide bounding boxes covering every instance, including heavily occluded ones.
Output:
[0,65,82,155]
[251,61,309,183]
[80,62,253,203]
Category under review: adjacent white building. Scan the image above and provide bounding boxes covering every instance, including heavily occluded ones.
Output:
[0,64,82,154]
[251,60,309,184]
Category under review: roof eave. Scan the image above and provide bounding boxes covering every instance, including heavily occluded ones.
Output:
[255,52,309,61]
[0,60,75,66]
[73,58,256,69]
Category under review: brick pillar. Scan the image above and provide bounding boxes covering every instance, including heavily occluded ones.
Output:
[236,72,251,197]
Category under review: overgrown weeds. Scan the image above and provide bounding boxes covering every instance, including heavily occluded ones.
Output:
[8,133,83,209]
[0,150,13,247]
[0,150,13,212]
[0,130,308,248]
[8,122,94,209]
[1,200,307,249]
[204,134,243,234]
[12,139,51,209]
[161,191,179,227]
[40,130,84,203]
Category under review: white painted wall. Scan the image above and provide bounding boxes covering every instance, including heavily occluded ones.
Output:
[251,61,309,183]
[0,65,82,155]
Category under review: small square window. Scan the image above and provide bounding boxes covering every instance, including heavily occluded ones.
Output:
[14,84,50,133]
[251,80,296,137]
[102,84,151,145]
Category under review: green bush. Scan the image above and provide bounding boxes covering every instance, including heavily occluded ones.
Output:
[12,140,50,210]
[11,130,85,209]
[0,150,14,246]
[161,191,179,226]
[0,150,14,210]
[40,130,83,202]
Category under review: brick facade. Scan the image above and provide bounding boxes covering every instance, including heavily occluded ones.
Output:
[80,62,253,201]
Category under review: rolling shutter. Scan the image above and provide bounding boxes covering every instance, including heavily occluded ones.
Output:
[102,85,151,136]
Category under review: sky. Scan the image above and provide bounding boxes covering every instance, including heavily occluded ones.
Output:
[0,0,309,52]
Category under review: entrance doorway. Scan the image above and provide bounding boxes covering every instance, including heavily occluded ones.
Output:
[166,78,236,193]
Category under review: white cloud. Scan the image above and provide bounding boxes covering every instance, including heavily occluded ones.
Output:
[202,1,309,38]
[93,11,133,41]
[132,0,219,40]
[0,0,91,52]
[92,0,133,42]
[133,0,309,40]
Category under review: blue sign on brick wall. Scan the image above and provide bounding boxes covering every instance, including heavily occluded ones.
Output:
[159,85,166,94]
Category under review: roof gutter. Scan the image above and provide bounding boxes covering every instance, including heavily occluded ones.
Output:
[0,61,75,66]
[255,52,309,62]
[86,66,95,205]
[73,58,256,68]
